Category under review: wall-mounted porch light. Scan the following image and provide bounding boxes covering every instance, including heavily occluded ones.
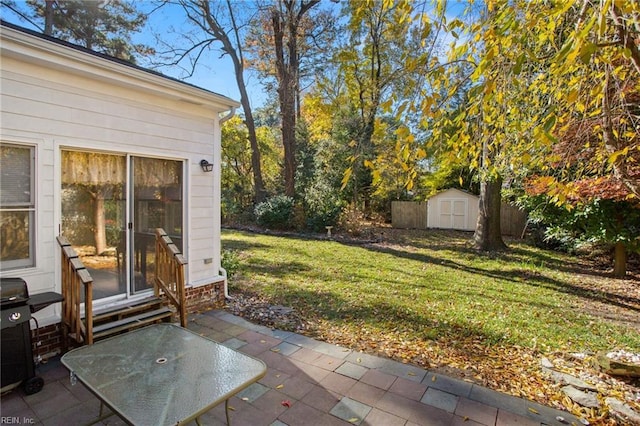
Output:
[200,159,213,172]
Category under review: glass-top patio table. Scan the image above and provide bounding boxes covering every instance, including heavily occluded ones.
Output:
[61,323,266,425]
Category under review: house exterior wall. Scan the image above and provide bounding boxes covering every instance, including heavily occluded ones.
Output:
[1,25,238,331]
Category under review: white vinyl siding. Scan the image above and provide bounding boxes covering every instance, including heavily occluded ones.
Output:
[1,24,237,325]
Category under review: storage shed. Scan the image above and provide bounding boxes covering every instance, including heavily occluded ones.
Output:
[426,188,479,231]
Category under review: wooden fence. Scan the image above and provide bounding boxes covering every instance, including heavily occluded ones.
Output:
[391,201,428,229]
[500,203,528,237]
[391,201,527,237]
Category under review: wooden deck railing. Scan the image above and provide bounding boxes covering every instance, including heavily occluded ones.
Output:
[154,228,188,327]
[58,230,186,346]
[58,236,94,345]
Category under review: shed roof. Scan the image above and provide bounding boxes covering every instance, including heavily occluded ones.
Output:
[428,188,479,200]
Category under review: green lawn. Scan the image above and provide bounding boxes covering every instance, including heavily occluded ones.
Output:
[222,228,638,353]
[222,228,640,419]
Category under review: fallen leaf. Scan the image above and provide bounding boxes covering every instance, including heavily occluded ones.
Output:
[528,407,539,414]
[348,418,359,423]
[241,397,249,401]
[281,400,291,408]
[276,384,284,389]
[408,372,416,376]
[228,406,236,411]
[357,357,362,363]
[432,376,437,382]
[271,348,281,353]
[260,340,266,343]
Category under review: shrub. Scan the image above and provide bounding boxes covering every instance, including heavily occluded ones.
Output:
[221,249,241,279]
[302,180,345,232]
[254,195,294,229]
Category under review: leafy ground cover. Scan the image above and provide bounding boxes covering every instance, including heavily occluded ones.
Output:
[222,228,639,424]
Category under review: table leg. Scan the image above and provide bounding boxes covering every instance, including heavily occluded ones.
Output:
[83,402,114,426]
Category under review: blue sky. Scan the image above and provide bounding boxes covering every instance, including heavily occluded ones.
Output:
[134,2,268,108]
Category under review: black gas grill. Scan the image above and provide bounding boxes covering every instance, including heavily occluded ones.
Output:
[1,277,63,395]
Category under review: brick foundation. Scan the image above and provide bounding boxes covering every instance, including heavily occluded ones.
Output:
[185,280,226,313]
[30,280,227,360]
[30,322,64,361]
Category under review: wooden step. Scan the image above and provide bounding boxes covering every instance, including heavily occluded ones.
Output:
[92,297,164,324]
[93,307,173,340]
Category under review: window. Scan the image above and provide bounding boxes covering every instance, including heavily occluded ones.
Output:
[1,143,35,269]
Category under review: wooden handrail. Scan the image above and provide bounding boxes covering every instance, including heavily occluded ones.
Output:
[58,236,94,345]
[58,229,186,346]
[154,228,188,327]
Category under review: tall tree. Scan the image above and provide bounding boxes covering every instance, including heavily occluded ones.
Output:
[420,3,541,251]
[14,0,151,62]
[221,114,282,219]
[244,2,337,218]
[173,0,268,203]
[339,0,419,213]
[267,0,320,197]
[221,115,256,218]
[536,0,640,200]
[402,0,640,253]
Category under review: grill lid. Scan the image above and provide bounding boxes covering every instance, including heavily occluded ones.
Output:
[0,277,29,307]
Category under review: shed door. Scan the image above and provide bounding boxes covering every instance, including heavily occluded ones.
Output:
[438,199,467,229]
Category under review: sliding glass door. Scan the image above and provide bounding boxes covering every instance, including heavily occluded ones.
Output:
[131,156,183,294]
[61,150,183,302]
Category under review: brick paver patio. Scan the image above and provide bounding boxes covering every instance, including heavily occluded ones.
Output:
[0,309,581,425]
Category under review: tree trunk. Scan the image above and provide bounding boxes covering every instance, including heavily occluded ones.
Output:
[44,0,54,35]
[474,177,507,251]
[270,1,319,199]
[227,33,266,204]
[239,93,267,204]
[358,119,376,216]
[280,82,297,198]
[93,194,107,255]
[272,9,298,198]
[199,1,267,204]
[613,241,627,278]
